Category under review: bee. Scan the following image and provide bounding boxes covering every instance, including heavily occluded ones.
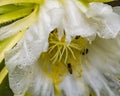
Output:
[82,48,89,55]
[67,63,72,74]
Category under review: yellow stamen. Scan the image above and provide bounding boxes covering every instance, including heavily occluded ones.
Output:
[39,29,89,84]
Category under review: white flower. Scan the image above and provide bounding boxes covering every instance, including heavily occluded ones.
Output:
[3,0,120,96]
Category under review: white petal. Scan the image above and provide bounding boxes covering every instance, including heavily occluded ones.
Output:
[44,0,64,30]
[62,0,96,41]
[5,29,45,95]
[29,63,53,96]
[59,76,90,96]
[28,0,64,51]
[88,36,120,76]
[39,0,63,32]
[5,1,63,95]
[113,6,120,15]
[82,64,119,96]
[85,3,120,38]
[83,35,120,95]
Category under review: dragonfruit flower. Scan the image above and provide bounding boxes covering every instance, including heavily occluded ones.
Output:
[1,0,120,96]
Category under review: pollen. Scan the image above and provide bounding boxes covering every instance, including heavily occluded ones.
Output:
[39,29,89,84]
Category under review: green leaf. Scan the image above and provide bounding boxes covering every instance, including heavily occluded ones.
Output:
[0,60,5,71]
[0,3,35,14]
[0,6,34,24]
[0,4,23,15]
[0,73,13,96]
[0,4,39,40]
[0,0,44,6]
[0,66,8,84]
[0,30,26,63]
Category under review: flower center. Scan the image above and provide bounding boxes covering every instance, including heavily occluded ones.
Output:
[39,29,89,84]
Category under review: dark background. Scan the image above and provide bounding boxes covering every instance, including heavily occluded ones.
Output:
[107,0,120,6]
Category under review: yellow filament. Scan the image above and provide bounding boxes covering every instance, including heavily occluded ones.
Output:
[54,84,61,96]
